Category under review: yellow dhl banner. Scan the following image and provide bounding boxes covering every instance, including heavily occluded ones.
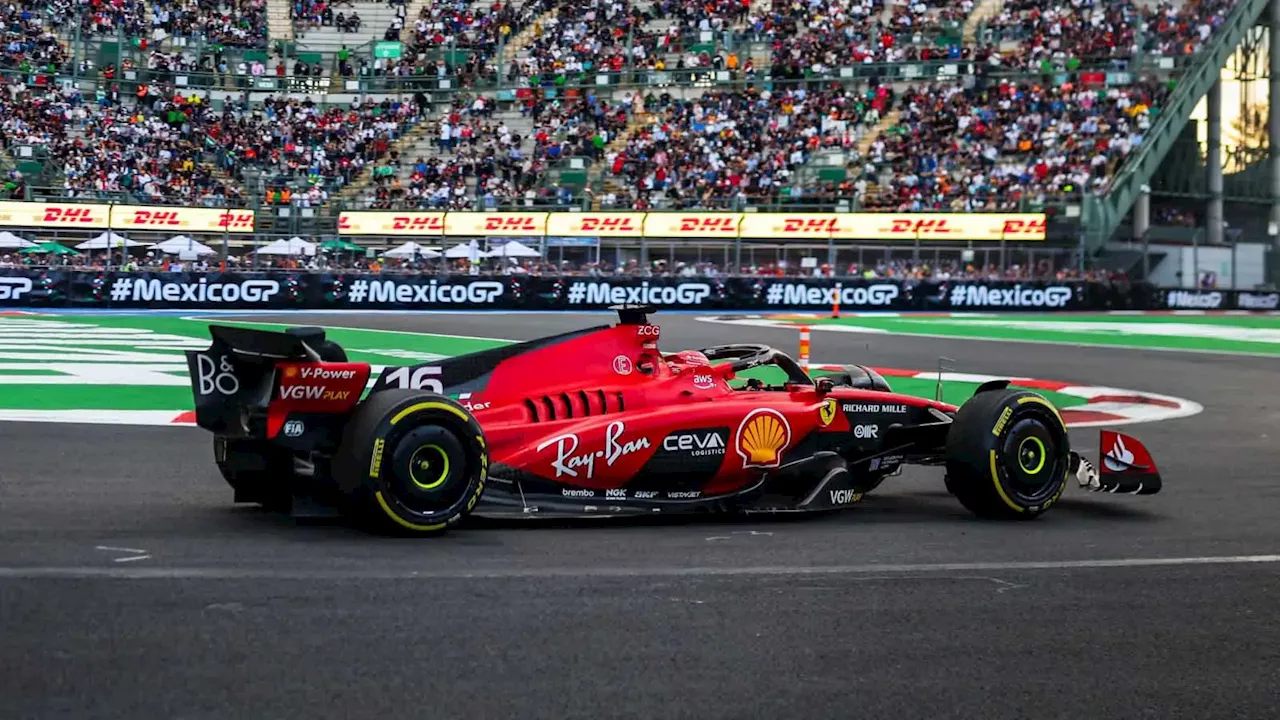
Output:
[0,201,111,229]
[110,206,257,233]
[328,211,1048,241]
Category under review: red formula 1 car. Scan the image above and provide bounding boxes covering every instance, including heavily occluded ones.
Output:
[186,306,1162,534]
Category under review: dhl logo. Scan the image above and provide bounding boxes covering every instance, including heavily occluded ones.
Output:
[391,216,445,231]
[1001,219,1047,236]
[678,217,738,233]
[578,217,639,232]
[882,218,959,235]
[781,218,839,234]
[484,216,539,232]
[42,207,100,224]
[125,210,183,227]
[217,212,255,229]
[338,216,352,230]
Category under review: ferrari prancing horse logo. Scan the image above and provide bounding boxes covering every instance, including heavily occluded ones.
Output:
[818,399,837,427]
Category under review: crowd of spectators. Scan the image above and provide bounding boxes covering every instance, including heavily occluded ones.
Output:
[0,0,1248,213]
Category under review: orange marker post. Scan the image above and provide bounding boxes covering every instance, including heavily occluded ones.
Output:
[832,293,840,319]
[798,325,811,372]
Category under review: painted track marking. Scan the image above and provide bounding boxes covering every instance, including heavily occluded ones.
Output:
[4,554,1280,580]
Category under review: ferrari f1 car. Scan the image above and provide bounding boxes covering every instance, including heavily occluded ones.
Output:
[186,306,1162,534]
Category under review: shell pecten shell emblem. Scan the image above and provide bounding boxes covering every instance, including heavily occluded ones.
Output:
[736,408,793,468]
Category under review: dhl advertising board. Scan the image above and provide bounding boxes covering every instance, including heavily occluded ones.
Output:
[338,211,1046,241]
[338,211,445,236]
[0,201,111,229]
[546,212,645,237]
[445,212,549,237]
[109,206,257,233]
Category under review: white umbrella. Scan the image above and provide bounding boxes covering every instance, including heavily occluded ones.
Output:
[256,237,316,256]
[0,231,33,248]
[484,239,541,258]
[76,231,142,250]
[151,235,217,255]
[384,241,442,259]
[443,239,481,261]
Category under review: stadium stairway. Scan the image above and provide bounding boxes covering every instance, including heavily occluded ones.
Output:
[961,0,1004,44]
[1083,0,1269,252]
[268,0,295,44]
[587,110,655,210]
[498,8,559,73]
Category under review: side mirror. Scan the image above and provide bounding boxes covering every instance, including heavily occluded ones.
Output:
[814,377,834,395]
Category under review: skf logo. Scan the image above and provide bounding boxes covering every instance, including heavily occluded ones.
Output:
[885,218,957,236]
[391,216,444,231]
[484,216,538,232]
[678,217,738,233]
[218,212,255,230]
[579,216,638,233]
[1002,218,1047,237]
[127,210,182,227]
[818,399,837,427]
[736,408,792,469]
[42,207,98,224]
[782,218,838,234]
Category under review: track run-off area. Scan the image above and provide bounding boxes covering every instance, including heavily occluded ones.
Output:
[2,309,1278,719]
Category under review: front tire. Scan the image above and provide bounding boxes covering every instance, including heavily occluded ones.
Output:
[945,389,1070,520]
[333,389,487,535]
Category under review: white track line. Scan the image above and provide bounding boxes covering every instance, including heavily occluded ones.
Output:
[2,554,1280,580]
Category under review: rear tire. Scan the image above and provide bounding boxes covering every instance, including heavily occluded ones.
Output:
[332,389,487,535]
[945,389,1070,520]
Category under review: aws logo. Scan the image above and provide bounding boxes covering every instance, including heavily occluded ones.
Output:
[736,408,792,469]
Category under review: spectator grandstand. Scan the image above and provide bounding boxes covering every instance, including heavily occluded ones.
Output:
[0,0,1252,236]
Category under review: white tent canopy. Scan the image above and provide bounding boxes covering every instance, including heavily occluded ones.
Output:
[384,241,441,259]
[77,231,143,250]
[150,235,217,255]
[256,237,316,256]
[0,231,33,248]
[484,240,541,258]
[443,239,481,261]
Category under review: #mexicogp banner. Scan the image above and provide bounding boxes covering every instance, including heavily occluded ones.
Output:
[338,211,1047,240]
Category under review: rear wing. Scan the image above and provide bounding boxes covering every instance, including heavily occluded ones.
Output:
[185,325,334,436]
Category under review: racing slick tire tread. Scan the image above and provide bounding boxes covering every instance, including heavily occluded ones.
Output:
[945,389,1070,520]
[332,389,487,536]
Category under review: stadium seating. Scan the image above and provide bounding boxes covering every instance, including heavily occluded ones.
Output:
[0,0,1246,214]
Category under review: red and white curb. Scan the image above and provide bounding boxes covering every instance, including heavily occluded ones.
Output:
[810,364,1202,428]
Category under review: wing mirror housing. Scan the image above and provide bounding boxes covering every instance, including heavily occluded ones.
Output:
[814,377,835,395]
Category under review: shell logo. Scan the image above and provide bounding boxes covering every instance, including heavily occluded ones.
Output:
[736,408,792,469]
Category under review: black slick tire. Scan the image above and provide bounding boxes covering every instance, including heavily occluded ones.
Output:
[945,388,1070,520]
[332,389,487,535]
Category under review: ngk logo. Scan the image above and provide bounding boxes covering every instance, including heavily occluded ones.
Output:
[782,218,839,234]
[884,218,958,235]
[579,216,638,233]
[42,207,99,224]
[1001,218,1047,236]
[484,216,538,232]
[391,216,444,231]
[678,217,738,233]
[218,212,255,230]
[127,210,182,227]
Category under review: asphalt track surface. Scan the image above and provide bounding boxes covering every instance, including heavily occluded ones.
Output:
[3,312,1279,719]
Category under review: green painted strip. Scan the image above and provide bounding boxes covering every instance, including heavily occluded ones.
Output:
[733,367,1088,409]
[782,314,1280,355]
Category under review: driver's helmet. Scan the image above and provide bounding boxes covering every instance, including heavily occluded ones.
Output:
[667,349,710,367]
